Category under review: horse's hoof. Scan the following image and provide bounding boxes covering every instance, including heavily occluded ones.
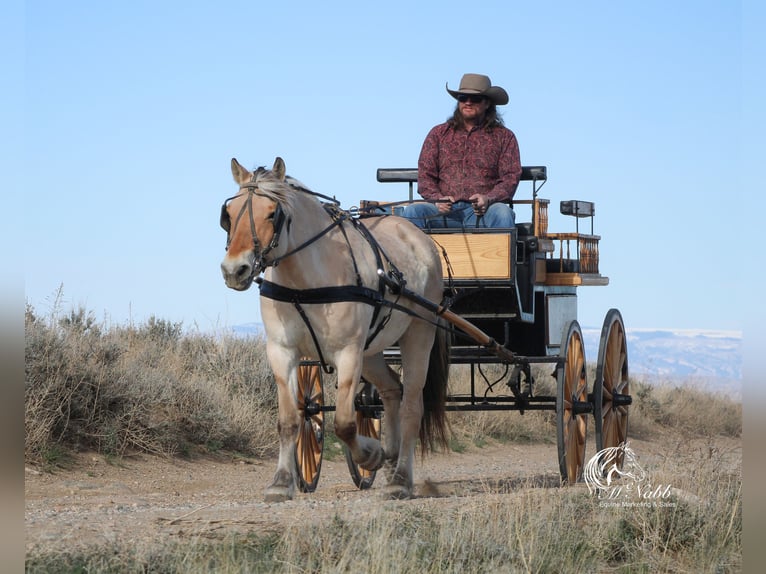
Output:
[382,484,413,500]
[383,460,397,481]
[264,486,293,503]
[357,448,385,472]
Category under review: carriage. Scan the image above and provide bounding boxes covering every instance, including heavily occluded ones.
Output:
[220,157,631,501]
[288,165,631,492]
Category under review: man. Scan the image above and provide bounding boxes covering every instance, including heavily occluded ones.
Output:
[404,73,522,229]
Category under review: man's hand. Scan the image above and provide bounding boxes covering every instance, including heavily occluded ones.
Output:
[437,196,455,214]
[469,193,490,216]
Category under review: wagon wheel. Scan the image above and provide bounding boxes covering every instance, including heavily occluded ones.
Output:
[556,320,589,484]
[344,380,383,490]
[295,360,324,493]
[594,309,631,469]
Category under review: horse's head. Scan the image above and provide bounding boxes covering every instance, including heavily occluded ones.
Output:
[220,157,291,291]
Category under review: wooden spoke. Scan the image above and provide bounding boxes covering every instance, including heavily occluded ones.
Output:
[294,360,324,493]
[594,309,630,470]
[556,321,588,484]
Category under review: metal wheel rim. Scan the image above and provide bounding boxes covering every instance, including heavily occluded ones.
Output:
[556,321,588,484]
[594,309,630,465]
[295,361,324,493]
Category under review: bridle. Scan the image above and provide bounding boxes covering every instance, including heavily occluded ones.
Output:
[219,172,451,374]
[220,169,291,280]
[220,171,346,282]
[221,171,403,372]
[219,167,474,375]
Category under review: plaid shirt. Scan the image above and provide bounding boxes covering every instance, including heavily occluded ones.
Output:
[417,122,521,203]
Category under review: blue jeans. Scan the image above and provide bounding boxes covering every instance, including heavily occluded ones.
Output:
[402,201,515,229]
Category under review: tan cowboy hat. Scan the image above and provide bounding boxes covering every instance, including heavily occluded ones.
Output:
[446,73,509,106]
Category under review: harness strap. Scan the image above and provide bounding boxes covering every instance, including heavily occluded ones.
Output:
[336,215,364,287]
[259,279,386,374]
[259,276,497,365]
[269,212,348,267]
[259,280,383,306]
[348,217,394,343]
[293,301,334,375]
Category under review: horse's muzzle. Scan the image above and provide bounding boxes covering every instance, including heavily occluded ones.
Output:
[221,255,259,291]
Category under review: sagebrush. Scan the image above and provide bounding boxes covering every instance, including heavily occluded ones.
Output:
[24,303,741,464]
[24,302,742,573]
[25,304,277,462]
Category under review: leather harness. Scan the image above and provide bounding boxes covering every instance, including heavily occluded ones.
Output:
[222,177,406,374]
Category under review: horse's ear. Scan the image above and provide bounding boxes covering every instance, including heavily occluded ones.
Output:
[231,158,251,185]
[272,157,286,181]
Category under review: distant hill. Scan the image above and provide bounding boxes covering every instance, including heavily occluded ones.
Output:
[230,322,265,338]
[231,323,742,398]
[582,328,742,398]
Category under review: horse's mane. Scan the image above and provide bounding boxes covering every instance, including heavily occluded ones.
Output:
[250,166,318,216]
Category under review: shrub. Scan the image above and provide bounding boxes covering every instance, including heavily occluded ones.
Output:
[25,304,277,463]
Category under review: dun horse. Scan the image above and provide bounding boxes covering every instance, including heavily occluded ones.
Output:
[220,157,450,501]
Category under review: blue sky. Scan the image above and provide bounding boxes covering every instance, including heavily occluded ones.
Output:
[14,0,762,336]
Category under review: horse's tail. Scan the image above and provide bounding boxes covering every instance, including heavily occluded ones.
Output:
[420,319,451,455]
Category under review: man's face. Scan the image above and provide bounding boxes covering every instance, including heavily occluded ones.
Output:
[458,95,489,122]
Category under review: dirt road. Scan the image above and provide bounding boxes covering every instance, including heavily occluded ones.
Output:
[25,436,740,555]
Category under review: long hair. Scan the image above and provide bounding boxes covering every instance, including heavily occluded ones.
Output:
[447,101,505,130]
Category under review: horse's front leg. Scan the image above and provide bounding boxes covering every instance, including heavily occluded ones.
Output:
[264,352,301,502]
[335,349,386,472]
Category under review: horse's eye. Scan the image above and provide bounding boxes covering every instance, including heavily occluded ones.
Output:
[266,211,275,220]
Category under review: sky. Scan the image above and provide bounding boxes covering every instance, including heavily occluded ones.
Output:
[12,0,764,336]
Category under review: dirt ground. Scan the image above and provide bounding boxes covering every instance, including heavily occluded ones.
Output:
[25,436,741,556]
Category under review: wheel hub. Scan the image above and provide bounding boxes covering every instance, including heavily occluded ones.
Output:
[611,392,632,407]
[303,401,322,417]
[572,400,593,416]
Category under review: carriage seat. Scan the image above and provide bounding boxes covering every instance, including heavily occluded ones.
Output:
[371,166,549,283]
[374,166,547,230]
[371,166,609,287]
[375,166,547,205]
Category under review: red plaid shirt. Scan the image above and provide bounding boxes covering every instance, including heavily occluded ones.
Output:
[417,122,521,203]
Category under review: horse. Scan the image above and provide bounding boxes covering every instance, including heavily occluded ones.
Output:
[220,157,450,501]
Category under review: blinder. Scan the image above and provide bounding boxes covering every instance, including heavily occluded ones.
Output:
[220,203,231,233]
[271,202,288,240]
[220,187,291,277]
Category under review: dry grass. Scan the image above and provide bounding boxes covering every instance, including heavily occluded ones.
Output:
[25,303,277,466]
[25,303,741,464]
[26,469,741,573]
[24,301,742,573]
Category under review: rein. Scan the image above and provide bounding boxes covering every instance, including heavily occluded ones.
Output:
[269,208,350,267]
[222,175,344,273]
[258,273,440,373]
[255,205,398,373]
[226,178,401,373]
[223,175,471,373]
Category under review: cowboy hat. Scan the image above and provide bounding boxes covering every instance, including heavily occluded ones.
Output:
[446,73,509,106]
